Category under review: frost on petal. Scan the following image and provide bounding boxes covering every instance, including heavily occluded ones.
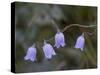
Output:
[43,42,56,59]
[75,34,85,51]
[54,32,66,48]
[24,47,36,62]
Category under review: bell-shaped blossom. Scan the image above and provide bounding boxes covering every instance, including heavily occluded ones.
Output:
[54,31,66,48]
[24,45,37,62]
[74,33,85,51]
[43,41,56,59]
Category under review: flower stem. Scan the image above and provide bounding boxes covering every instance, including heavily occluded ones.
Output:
[62,24,96,32]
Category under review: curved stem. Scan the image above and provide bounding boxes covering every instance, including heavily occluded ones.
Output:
[62,24,96,32]
[33,24,96,45]
[46,24,96,42]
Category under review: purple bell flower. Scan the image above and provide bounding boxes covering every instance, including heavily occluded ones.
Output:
[74,33,85,51]
[43,40,56,59]
[24,44,37,62]
[54,31,66,48]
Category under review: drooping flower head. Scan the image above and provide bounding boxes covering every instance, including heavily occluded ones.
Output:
[54,29,66,48]
[43,40,56,59]
[24,44,37,62]
[74,33,85,51]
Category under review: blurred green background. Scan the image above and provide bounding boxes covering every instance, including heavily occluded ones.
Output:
[15,2,97,73]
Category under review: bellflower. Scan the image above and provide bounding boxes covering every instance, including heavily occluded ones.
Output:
[74,33,85,51]
[24,44,37,62]
[54,31,66,48]
[43,41,56,59]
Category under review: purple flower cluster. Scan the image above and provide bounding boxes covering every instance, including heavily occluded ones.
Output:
[24,31,85,62]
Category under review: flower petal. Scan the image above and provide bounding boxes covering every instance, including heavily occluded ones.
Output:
[75,34,85,51]
[43,42,56,59]
[54,32,66,48]
[24,47,36,62]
